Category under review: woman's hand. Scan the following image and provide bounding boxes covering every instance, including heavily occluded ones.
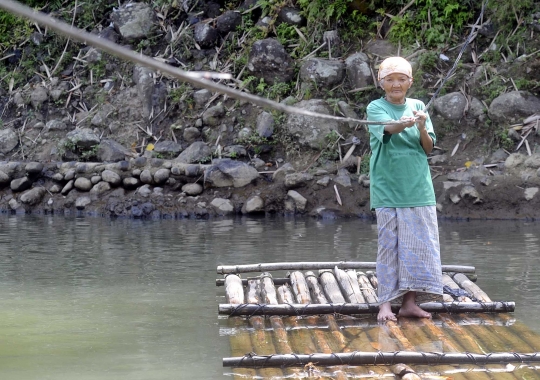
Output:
[413,110,427,131]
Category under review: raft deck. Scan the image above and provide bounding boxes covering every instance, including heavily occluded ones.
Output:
[217,261,540,379]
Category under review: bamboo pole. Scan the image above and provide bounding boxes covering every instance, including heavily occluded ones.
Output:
[245,279,284,379]
[333,268,365,303]
[442,274,472,302]
[497,313,540,351]
[217,262,475,274]
[224,274,257,380]
[218,302,515,316]
[357,271,378,304]
[217,277,290,286]
[319,270,347,303]
[453,273,491,302]
[366,271,379,290]
[223,351,540,367]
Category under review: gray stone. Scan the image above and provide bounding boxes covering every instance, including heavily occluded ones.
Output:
[154,140,183,157]
[123,177,140,189]
[61,180,74,195]
[75,196,92,209]
[273,163,296,182]
[337,101,361,129]
[333,169,352,188]
[140,169,154,184]
[30,86,48,109]
[64,169,76,181]
[183,127,201,143]
[182,183,203,195]
[90,181,111,194]
[25,162,44,175]
[49,184,62,193]
[66,128,100,149]
[524,153,540,169]
[300,58,345,88]
[210,198,235,215]
[202,103,225,126]
[97,139,129,162]
[137,184,152,197]
[193,89,212,109]
[175,141,212,164]
[256,111,275,138]
[430,154,448,165]
[224,145,247,158]
[216,10,242,33]
[154,169,170,185]
[0,128,18,154]
[284,172,313,189]
[317,176,331,186]
[524,187,539,200]
[74,177,93,191]
[11,177,32,192]
[110,2,155,40]
[277,7,305,26]
[247,39,295,85]
[204,159,259,188]
[101,169,122,186]
[460,185,482,204]
[287,190,307,212]
[46,119,69,131]
[91,176,102,184]
[194,23,219,48]
[489,91,540,123]
[244,195,264,213]
[505,153,527,169]
[20,187,46,205]
[0,170,11,185]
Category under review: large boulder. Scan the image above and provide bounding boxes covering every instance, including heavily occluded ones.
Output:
[204,159,259,188]
[248,39,295,85]
[0,128,18,154]
[285,99,344,150]
[175,141,212,164]
[110,2,156,40]
[300,58,345,88]
[345,52,373,89]
[488,91,540,123]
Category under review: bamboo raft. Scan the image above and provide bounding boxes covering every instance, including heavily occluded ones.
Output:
[217,261,540,379]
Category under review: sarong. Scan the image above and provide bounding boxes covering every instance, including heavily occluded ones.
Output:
[375,206,443,304]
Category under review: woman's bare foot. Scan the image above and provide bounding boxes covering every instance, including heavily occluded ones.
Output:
[377,302,397,322]
[398,291,431,319]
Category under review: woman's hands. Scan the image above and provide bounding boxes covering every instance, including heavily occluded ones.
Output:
[412,110,427,131]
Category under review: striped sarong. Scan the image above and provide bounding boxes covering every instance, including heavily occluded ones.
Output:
[375,206,443,304]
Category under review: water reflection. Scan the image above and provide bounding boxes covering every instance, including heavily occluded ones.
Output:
[0,215,539,379]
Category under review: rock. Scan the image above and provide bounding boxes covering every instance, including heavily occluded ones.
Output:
[46,119,69,131]
[66,128,100,149]
[210,198,235,215]
[430,154,448,165]
[11,177,32,192]
[50,184,61,193]
[337,101,361,129]
[524,153,540,169]
[216,11,242,33]
[285,99,344,149]
[0,128,19,154]
[123,177,140,189]
[450,193,461,204]
[61,180,74,195]
[505,153,527,170]
[300,58,345,88]
[488,91,540,123]
[287,190,307,212]
[254,111,274,138]
[202,103,225,126]
[183,127,201,143]
[9,198,22,211]
[204,159,259,188]
[251,157,265,169]
[154,140,183,157]
[64,169,76,181]
[74,177,93,191]
[76,196,92,209]
[333,169,352,187]
[194,23,219,48]
[284,172,313,188]
[273,163,296,182]
[154,168,170,185]
[20,187,46,205]
[137,184,152,197]
[140,169,154,184]
[243,195,264,213]
[524,187,539,200]
[30,85,48,109]
[91,175,102,184]
[323,30,341,57]
[110,2,155,40]
[0,170,11,185]
[460,185,482,204]
[248,38,295,85]
[182,183,203,195]
[101,169,122,186]
[176,141,212,164]
[193,89,212,108]
[345,52,373,89]
[317,176,331,186]
[277,7,305,26]
[224,145,247,158]
[25,162,44,175]
[97,139,129,162]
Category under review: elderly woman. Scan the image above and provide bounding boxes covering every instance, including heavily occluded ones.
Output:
[366,56,443,322]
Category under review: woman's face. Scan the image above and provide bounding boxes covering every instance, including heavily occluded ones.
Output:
[380,73,412,104]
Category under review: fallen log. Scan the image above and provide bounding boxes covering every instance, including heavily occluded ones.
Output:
[218,302,515,316]
[223,351,540,367]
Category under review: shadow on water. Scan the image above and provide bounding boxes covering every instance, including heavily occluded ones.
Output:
[0,214,538,379]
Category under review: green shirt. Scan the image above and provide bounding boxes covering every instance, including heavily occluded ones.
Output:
[367,97,436,209]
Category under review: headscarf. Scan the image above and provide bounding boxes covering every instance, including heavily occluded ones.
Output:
[377,56,413,81]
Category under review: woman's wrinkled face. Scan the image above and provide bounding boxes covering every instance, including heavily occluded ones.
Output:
[380,73,412,104]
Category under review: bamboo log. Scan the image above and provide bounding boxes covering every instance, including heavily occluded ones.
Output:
[498,313,540,351]
[223,351,540,367]
[366,271,379,290]
[357,271,378,304]
[224,274,244,304]
[332,268,365,303]
[319,270,347,303]
[305,271,329,303]
[442,274,472,302]
[289,271,311,304]
[453,273,491,302]
[217,262,476,274]
[217,277,290,286]
[245,279,284,379]
[218,302,515,316]
[260,272,278,304]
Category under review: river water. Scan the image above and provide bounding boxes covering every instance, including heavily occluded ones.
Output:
[0,215,538,379]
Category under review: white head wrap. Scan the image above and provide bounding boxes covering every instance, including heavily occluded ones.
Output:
[378,56,413,81]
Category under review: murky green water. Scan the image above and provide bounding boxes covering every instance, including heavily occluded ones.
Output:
[0,215,538,379]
